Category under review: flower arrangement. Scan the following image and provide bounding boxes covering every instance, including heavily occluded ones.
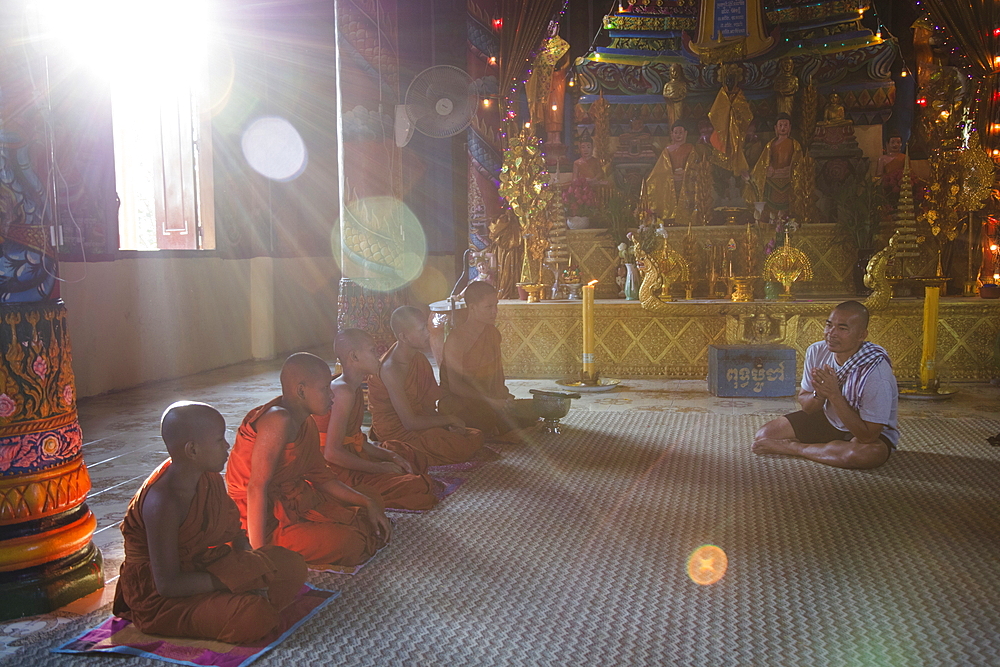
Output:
[562,178,598,218]
[618,241,635,264]
[764,214,799,256]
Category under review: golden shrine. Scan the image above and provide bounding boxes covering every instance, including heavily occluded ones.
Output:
[480,0,1000,390]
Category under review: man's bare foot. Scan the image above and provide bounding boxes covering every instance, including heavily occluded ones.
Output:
[751,438,801,457]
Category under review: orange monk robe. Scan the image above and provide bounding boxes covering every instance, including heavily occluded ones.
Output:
[367,344,485,465]
[226,398,388,568]
[439,322,537,436]
[113,460,307,643]
[312,385,439,511]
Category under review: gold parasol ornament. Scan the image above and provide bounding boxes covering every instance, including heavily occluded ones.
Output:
[763,230,813,300]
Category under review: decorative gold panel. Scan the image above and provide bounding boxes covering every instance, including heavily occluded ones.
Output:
[499,299,1000,382]
[0,455,91,525]
[566,229,620,299]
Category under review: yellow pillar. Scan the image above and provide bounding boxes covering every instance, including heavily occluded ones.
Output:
[582,280,597,383]
[918,278,947,390]
[0,302,104,620]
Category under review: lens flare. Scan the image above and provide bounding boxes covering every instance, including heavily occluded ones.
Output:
[332,197,427,292]
[687,545,728,585]
[241,116,308,182]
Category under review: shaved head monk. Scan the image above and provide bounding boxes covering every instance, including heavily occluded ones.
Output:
[311,329,441,511]
[753,301,899,469]
[113,402,307,643]
[439,280,538,438]
[226,353,392,569]
[367,306,487,465]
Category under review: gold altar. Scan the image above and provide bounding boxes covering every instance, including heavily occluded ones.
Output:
[498,297,1000,383]
[562,224,938,300]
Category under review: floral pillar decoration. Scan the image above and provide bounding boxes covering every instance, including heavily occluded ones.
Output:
[498,123,556,288]
[334,0,405,353]
[0,29,103,618]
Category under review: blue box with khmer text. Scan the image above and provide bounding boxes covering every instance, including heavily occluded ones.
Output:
[707,345,797,398]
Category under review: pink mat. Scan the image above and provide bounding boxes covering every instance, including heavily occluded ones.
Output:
[52,584,337,667]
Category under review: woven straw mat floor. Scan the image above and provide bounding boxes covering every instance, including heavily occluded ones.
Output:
[9,409,1000,666]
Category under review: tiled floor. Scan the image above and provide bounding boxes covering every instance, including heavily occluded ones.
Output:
[2,345,998,660]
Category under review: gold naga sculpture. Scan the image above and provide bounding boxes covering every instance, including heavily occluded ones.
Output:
[862,231,901,311]
[762,231,813,300]
[630,232,690,310]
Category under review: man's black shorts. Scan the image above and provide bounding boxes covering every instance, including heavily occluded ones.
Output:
[785,409,894,451]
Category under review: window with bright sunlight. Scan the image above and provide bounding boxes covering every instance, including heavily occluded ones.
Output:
[36,0,215,251]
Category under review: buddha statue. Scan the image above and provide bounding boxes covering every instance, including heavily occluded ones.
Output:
[774,57,798,116]
[573,137,605,183]
[661,63,688,128]
[819,92,851,127]
[749,113,804,218]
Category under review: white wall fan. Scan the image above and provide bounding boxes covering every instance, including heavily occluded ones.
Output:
[395,65,476,148]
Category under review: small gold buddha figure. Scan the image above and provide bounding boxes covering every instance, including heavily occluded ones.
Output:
[774,57,798,116]
[572,137,605,184]
[819,92,851,127]
[661,63,688,127]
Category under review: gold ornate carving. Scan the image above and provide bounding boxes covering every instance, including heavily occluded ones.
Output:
[763,235,814,300]
[727,312,789,345]
[602,15,696,31]
[633,236,689,309]
[0,507,97,572]
[498,300,1000,382]
[863,232,900,311]
[0,455,91,525]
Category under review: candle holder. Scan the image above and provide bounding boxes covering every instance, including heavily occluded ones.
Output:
[731,276,757,302]
[898,276,958,400]
[517,282,545,303]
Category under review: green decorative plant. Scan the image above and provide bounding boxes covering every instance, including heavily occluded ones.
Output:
[602,189,637,244]
[834,174,888,251]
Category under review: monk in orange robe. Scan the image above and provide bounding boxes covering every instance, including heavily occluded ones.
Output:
[312,329,439,511]
[367,306,486,465]
[439,281,538,438]
[113,402,307,643]
[227,353,392,569]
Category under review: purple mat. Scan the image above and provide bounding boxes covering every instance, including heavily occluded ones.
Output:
[386,474,466,514]
[426,445,501,473]
[52,584,338,667]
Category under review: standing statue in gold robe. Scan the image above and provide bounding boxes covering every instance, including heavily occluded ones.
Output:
[525,22,570,144]
[661,63,688,128]
[708,63,753,179]
[749,113,803,217]
[774,58,798,116]
[645,123,710,225]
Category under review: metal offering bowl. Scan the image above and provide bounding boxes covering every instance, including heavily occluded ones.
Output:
[530,389,581,434]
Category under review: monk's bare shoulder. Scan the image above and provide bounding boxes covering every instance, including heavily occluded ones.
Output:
[141,475,190,531]
[330,380,356,408]
[255,405,297,445]
[380,356,407,388]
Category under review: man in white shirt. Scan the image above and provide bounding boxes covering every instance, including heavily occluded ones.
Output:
[753,301,898,469]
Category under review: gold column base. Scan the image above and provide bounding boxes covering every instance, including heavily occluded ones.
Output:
[898,383,958,400]
[731,277,757,302]
[517,283,546,303]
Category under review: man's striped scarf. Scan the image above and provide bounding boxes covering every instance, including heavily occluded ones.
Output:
[835,341,891,411]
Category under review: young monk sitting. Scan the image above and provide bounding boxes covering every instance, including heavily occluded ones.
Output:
[367,305,486,466]
[113,402,307,643]
[312,328,440,511]
[226,352,392,569]
[439,280,538,438]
